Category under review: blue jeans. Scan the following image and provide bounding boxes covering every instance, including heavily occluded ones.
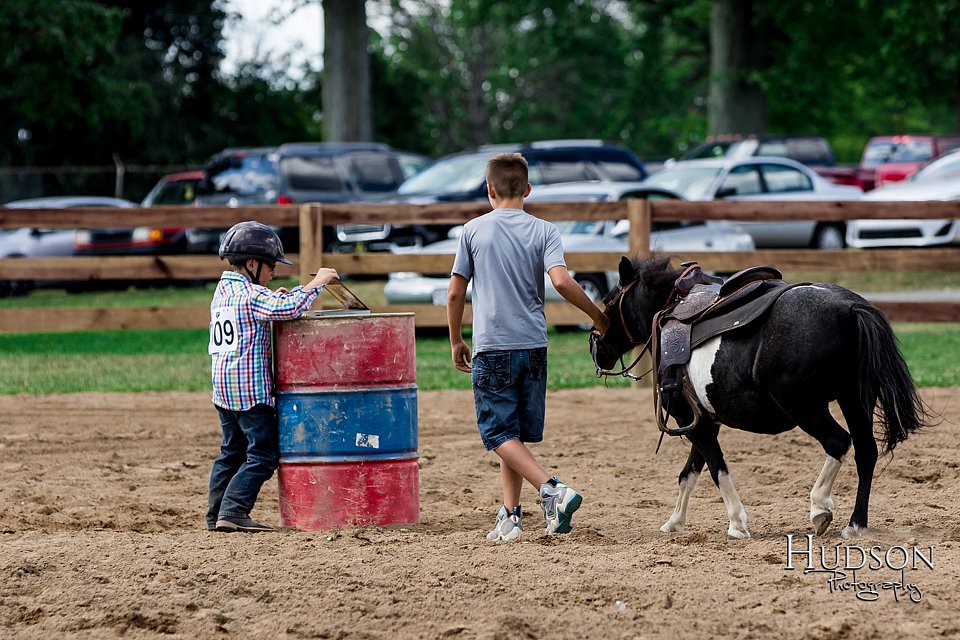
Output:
[472,348,547,451]
[206,403,280,527]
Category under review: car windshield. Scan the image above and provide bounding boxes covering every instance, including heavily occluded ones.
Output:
[643,167,721,199]
[397,153,490,195]
[912,151,960,182]
[684,140,758,160]
[208,153,278,195]
[862,140,934,168]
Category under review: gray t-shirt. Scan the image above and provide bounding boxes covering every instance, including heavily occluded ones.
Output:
[451,208,566,354]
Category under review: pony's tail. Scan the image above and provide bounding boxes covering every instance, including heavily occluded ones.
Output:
[853,303,932,452]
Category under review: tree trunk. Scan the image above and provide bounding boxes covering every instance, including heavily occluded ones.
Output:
[323,0,372,141]
[708,0,766,136]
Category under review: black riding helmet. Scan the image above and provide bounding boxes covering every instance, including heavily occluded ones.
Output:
[219,221,292,265]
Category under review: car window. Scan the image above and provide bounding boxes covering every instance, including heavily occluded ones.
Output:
[587,149,646,181]
[790,139,829,164]
[554,220,607,235]
[280,156,343,191]
[208,154,278,195]
[862,140,934,168]
[528,152,592,184]
[756,140,788,157]
[345,153,399,192]
[914,151,960,182]
[760,163,812,193]
[149,180,198,205]
[397,153,431,179]
[720,165,762,196]
[397,153,490,195]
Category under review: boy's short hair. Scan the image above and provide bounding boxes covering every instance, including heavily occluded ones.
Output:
[486,153,529,199]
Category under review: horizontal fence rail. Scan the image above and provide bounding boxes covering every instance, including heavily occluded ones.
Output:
[1,200,958,332]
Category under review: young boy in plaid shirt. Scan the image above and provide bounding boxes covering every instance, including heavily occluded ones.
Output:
[206,221,337,532]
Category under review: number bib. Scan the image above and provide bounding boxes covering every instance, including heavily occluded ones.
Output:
[209,306,240,354]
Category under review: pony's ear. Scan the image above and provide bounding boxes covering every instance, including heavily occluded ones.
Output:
[618,256,633,284]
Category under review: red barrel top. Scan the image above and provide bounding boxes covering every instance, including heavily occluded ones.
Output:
[274,312,416,390]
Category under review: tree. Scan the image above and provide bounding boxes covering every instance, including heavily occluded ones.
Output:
[708,0,769,135]
[323,0,372,141]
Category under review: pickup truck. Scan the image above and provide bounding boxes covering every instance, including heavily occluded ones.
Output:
[682,133,960,192]
[682,135,863,187]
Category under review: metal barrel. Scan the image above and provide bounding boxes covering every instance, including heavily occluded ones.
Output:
[273,311,419,529]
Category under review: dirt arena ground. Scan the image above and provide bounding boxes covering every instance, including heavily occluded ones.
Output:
[1,387,959,639]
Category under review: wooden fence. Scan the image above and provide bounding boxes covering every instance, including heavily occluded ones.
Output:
[0,200,958,332]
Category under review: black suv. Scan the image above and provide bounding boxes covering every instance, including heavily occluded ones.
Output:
[192,142,431,252]
[337,139,648,250]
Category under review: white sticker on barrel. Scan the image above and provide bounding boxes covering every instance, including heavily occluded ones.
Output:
[355,433,380,449]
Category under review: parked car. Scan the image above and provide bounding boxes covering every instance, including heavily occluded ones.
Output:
[341,140,648,251]
[192,142,431,253]
[846,149,960,248]
[383,181,754,329]
[141,171,203,207]
[641,156,863,248]
[1,196,135,296]
[862,135,960,190]
[71,172,204,257]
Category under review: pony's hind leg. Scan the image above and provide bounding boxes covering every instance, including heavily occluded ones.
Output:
[687,422,750,539]
[661,445,705,533]
[787,403,852,535]
[837,395,878,538]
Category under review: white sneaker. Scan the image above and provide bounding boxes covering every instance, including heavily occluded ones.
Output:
[540,480,582,534]
[485,505,522,542]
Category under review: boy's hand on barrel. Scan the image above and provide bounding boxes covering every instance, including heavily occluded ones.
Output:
[451,340,472,373]
[307,268,339,289]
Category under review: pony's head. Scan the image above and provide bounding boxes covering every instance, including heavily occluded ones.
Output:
[590,255,679,371]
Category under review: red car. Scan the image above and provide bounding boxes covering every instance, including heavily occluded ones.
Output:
[73,171,203,255]
[861,135,960,190]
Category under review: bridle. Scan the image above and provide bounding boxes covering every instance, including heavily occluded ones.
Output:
[590,277,654,381]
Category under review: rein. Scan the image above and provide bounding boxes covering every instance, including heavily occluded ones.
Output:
[591,278,654,382]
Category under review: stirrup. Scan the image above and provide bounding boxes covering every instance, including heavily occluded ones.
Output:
[654,381,701,436]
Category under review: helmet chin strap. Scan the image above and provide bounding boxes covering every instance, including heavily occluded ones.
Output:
[243,259,265,284]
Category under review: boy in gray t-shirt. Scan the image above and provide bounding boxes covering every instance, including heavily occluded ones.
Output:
[447,152,609,542]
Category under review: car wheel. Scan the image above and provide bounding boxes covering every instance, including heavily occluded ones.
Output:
[558,274,607,332]
[813,224,845,249]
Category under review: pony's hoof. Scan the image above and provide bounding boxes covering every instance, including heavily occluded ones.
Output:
[660,520,683,533]
[842,524,866,539]
[812,511,833,536]
[727,527,750,540]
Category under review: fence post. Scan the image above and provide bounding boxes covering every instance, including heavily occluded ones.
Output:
[627,198,651,260]
[626,198,653,388]
[299,204,324,285]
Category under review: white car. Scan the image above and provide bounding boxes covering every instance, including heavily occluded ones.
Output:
[642,156,863,248]
[383,182,755,328]
[1,196,136,296]
[846,149,960,248]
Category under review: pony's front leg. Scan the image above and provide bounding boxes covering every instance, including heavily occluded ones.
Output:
[661,446,705,533]
[687,423,750,539]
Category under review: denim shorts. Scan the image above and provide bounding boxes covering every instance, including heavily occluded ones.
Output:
[472,348,547,451]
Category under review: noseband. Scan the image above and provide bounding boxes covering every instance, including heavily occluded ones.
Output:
[590,278,654,381]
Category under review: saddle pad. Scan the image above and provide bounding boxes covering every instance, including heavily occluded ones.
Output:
[690,281,802,350]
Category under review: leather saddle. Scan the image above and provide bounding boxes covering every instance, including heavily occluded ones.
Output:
[654,263,799,435]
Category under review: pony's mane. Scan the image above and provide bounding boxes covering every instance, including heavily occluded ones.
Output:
[630,255,680,300]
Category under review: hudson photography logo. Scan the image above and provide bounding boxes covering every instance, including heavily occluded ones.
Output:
[784,534,934,603]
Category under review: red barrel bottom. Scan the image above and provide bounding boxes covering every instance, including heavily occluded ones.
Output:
[278,458,420,530]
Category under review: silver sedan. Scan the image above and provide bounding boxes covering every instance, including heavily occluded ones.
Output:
[644,156,863,248]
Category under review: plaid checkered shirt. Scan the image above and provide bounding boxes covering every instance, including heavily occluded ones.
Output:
[210,271,321,410]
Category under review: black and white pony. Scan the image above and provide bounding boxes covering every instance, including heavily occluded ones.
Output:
[591,256,931,539]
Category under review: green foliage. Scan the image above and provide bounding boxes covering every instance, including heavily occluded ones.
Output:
[1,324,955,394]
